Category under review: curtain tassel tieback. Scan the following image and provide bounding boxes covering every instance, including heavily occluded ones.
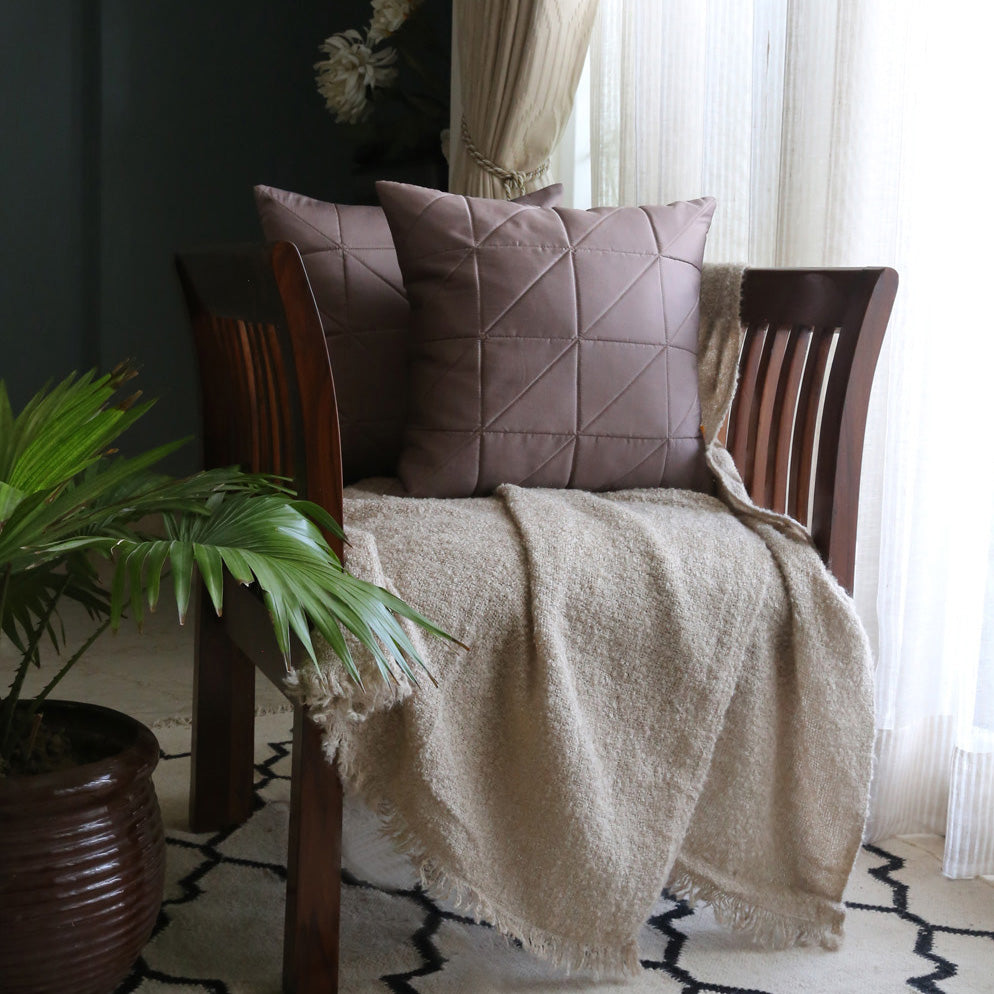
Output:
[460,117,549,199]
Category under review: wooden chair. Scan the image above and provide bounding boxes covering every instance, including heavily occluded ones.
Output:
[175,242,897,994]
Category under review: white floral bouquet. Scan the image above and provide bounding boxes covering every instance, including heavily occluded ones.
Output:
[314,0,449,180]
[315,0,420,125]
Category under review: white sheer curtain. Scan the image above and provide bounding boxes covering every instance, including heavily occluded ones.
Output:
[553,0,994,878]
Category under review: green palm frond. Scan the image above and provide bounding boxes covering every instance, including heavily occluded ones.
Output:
[0,367,459,772]
[0,553,107,655]
[0,366,148,495]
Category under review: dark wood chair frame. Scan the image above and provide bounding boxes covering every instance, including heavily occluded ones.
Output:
[175,243,897,994]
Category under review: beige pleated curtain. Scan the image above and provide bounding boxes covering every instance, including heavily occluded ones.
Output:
[448,0,599,198]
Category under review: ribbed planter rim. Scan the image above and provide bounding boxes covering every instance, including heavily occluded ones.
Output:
[0,699,159,793]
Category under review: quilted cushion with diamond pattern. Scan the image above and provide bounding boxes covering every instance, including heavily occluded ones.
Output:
[376,181,716,498]
[254,184,562,484]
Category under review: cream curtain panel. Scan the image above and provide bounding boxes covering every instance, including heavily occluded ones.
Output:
[448,0,599,198]
[555,0,994,878]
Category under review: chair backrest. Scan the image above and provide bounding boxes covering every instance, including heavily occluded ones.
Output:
[176,242,345,561]
[176,244,896,591]
[731,268,897,591]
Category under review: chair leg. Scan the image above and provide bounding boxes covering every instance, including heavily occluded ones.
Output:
[189,592,256,832]
[283,706,343,994]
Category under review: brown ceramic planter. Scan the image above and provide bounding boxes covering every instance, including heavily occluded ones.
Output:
[0,701,166,994]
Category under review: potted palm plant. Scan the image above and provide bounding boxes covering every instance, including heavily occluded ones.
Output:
[0,365,448,994]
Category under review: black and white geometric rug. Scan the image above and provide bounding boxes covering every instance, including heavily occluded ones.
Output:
[116,717,994,993]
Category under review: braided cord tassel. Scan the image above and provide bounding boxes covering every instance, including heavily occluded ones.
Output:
[460,117,550,199]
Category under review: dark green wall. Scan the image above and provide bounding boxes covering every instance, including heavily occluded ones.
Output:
[1,0,370,470]
[1,4,93,396]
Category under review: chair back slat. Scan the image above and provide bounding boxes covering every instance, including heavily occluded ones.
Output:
[751,325,790,509]
[786,326,834,526]
[771,326,812,515]
[261,323,294,476]
[244,320,292,478]
[727,322,768,487]
[236,320,264,471]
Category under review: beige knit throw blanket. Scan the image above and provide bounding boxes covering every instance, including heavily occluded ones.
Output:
[292,265,875,977]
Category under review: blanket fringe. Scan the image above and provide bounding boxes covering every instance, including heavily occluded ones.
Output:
[285,649,412,726]
[327,732,642,979]
[665,869,844,951]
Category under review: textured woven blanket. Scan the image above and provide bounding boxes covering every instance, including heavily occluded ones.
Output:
[294,266,875,976]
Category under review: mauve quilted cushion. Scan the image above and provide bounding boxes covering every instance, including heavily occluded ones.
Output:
[376,181,717,498]
[253,183,563,483]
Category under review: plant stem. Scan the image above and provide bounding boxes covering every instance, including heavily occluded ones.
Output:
[25,616,112,720]
[0,573,70,761]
